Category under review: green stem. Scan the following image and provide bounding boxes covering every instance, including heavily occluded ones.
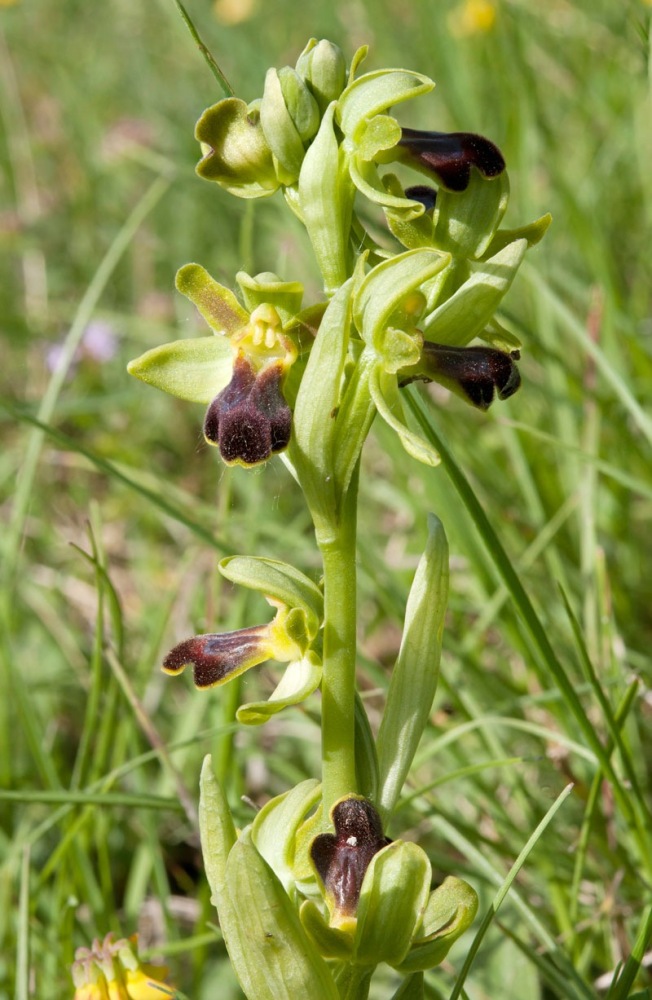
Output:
[318,466,360,821]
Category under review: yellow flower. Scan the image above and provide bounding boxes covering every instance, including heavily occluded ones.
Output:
[71,934,170,999]
[448,0,497,37]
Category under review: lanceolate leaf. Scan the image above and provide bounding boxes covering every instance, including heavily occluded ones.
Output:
[376,515,449,820]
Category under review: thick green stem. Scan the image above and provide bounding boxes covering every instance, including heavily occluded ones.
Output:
[318,469,359,821]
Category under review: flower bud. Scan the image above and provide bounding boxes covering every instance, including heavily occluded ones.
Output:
[260,66,320,181]
[296,38,347,113]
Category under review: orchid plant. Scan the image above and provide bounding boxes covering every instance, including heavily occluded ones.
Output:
[127,38,549,999]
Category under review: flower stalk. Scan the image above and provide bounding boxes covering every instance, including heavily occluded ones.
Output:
[124,32,549,999]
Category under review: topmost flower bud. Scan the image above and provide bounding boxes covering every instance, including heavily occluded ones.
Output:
[295,38,347,114]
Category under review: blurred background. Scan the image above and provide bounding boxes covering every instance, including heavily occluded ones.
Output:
[1,0,651,997]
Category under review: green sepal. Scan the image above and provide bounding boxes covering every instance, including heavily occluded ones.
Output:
[376,514,448,819]
[289,277,354,537]
[236,652,323,726]
[355,841,431,967]
[235,270,304,323]
[479,212,552,260]
[251,778,321,894]
[357,114,402,162]
[349,155,425,218]
[478,317,522,353]
[279,66,321,143]
[176,263,249,335]
[298,104,355,294]
[395,876,478,973]
[195,98,280,198]
[223,829,339,1000]
[295,39,347,114]
[433,169,510,259]
[260,68,307,181]
[219,555,323,639]
[369,365,441,467]
[126,336,233,403]
[383,174,435,249]
[353,248,450,356]
[347,45,369,85]
[336,69,434,143]
[300,900,356,960]
[421,237,528,346]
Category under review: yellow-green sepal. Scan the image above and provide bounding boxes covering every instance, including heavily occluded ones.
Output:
[219,555,323,639]
[195,98,280,198]
[354,841,431,967]
[236,652,322,726]
[126,336,233,403]
[421,237,528,346]
[336,69,434,144]
[395,876,478,973]
[235,270,304,324]
[433,168,510,259]
[251,778,321,894]
[300,899,356,959]
[370,365,441,467]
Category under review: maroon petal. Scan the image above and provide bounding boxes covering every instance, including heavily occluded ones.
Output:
[163,627,271,688]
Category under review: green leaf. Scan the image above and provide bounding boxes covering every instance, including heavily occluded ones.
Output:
[433,169,510,259]
[236,653,322,725]
[176,262,249,334]
[198,755,237,909]
[126,336,233,403]
[390,973,424,999]
[421,237,528,346]
[396,876,478,973]
[376,514,448,819]
[251,778,321,893]
[219,555,323,637]
[336,69,434,143]
[355,841,431,967]
[224,830,339,1000]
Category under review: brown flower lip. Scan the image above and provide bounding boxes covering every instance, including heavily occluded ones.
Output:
[310,797,391,918]
[204,354,292,466]
[398,128,506,192]
[399,342,521,410]
[163,627,270,688]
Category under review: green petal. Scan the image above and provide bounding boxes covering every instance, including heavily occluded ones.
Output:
[370,365,441,467]
[126,336,233,403]
[236,270,304,323]
[356,114,402,161]
[355,841,431,967]
[176,263,249,335]
[219,555,323,639]
[251,778,321,894]
[383,174,436,250]
[376,514,448,819]
[236,653,322,726]
[224,831,339,1000]
[421,237,528,346]
[336,69,434,143]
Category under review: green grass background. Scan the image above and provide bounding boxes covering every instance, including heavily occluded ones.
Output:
[1,0,651,996]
